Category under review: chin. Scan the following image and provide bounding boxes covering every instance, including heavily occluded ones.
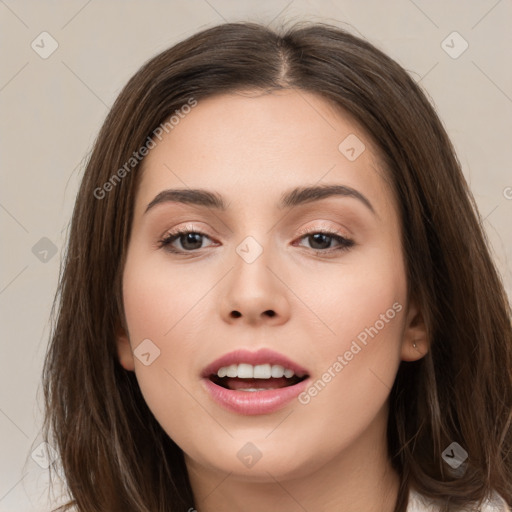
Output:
[184,436,334,483]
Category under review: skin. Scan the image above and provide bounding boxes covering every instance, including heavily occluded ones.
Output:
[116,89,428,512]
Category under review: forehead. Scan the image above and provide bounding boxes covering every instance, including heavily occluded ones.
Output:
[135,89,394,218]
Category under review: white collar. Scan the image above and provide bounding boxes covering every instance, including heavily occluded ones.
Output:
[407,489,510,511]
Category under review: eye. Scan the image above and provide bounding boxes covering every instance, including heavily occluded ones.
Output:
[156,226,355,255]
[294,228,355,254]
[157,226,216,253]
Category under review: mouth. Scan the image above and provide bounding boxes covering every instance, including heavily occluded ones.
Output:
[200,349,311,415]
[208,364,308,392]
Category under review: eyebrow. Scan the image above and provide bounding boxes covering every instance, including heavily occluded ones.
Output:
[144,184,375,215]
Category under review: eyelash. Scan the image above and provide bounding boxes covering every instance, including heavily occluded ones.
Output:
[157,225,355,256]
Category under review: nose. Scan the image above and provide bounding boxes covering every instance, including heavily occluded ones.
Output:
[220,242,291,326]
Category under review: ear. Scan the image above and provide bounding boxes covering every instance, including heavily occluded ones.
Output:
[400,298,429,362]
[115,319,135,371]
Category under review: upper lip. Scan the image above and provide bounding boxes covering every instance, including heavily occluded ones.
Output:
[201,348,310,378]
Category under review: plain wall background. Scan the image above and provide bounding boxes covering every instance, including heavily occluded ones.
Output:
[1,1,511,509]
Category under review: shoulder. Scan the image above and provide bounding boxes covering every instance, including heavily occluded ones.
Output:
[407,489,510,512]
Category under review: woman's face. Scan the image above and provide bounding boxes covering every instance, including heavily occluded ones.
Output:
[117,89,425,483]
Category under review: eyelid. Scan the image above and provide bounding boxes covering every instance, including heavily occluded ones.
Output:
[293,218,354,238]
[158,222,212,239]
[295,224,348,238]
[158,221,349,241]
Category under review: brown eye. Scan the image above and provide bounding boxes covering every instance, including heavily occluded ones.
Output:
[157,229,214,253]
[295,230,354,254]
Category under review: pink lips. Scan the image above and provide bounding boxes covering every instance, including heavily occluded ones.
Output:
[200,348,310,416]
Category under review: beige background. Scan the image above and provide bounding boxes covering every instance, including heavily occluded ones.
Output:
[1,0,511,510]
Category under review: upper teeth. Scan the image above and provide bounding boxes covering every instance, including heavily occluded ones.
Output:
[216,363,296,379]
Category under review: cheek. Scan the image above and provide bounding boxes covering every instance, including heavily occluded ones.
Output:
[121,248,217,441]
[311,239,406,353]
[122,246,213,342]
[297,245,406,420]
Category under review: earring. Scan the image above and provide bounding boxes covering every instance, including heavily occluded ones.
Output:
[413,342,417,349]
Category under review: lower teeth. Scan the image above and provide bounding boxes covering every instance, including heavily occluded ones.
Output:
[239,388,272,392]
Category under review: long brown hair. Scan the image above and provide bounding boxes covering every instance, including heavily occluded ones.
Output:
[41,20,512,512]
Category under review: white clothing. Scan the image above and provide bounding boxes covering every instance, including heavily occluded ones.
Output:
[407,489,510,511]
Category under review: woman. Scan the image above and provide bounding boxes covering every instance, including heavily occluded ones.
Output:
[42,21,512,512]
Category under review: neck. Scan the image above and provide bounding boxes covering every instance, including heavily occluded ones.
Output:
[185,407,400,512]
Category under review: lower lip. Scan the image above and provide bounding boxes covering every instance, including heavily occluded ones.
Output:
[202,377,310,415]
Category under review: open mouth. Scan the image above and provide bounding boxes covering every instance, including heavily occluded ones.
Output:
[209,373,308,392]
[201,352,311,414]
[201,349,309,399]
